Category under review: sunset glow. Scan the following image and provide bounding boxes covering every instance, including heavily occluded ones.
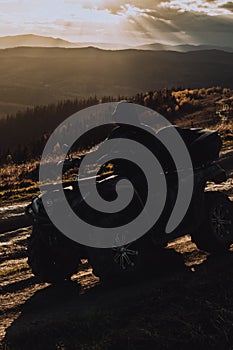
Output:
[0,0,232,46]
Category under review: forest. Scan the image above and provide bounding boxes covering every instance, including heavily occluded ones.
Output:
[0,86,222,165]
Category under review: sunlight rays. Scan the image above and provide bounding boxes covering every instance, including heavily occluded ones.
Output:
[0,0,232,46]
[126,12,196,46]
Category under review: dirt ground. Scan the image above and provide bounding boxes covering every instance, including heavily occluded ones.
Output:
[1,150,233,350]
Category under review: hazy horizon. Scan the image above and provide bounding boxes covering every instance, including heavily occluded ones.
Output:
[0,33,178,47]
[0,33,233,52]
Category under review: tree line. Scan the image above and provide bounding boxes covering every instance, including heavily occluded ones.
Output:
[0,87,215,165]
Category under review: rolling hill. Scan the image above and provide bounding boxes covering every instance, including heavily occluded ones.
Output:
[0,34,76,49]
[1,35,232,52]
[0,46,233,118]
[135,43,233,52]
[0,34,130,50]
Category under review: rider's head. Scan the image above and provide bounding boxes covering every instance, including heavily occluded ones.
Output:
[112,100,140,125]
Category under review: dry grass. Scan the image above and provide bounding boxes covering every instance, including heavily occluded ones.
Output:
[216,120,233,142]
[0,161,39,187]
[0,155,112,202]
[0,161,40,202]
[0,261,29,278]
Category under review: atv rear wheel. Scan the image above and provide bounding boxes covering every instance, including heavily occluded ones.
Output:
[27,226,81,284]
[191,192,233,254]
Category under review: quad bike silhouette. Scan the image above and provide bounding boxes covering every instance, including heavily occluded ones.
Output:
[26,126,233,284]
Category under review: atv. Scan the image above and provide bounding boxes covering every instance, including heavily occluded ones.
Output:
[25,126,233,284]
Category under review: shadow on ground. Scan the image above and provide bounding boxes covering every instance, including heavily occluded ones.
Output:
[2,248,233,350]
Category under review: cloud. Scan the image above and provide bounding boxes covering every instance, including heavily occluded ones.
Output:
[77,0,163,15]
[142,8,233,32]
[76,0,233,16]
[159,0,231,15]
[75,0,233,46]
[0,0,232,47]
[120,6,233,46]
[220,1,233,12]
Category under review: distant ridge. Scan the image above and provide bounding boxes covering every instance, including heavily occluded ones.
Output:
[0,34,76,49]
[0,46,232,118]
[1,35,233,52]
[134,43,233,53]
[0,34,130,50]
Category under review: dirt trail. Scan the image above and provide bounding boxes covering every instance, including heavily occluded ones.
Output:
[0,202,30,234]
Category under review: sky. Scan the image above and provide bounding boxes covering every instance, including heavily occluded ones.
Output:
[0,0,233,47]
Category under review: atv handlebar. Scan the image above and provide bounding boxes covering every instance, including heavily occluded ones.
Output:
[57,156,85,173]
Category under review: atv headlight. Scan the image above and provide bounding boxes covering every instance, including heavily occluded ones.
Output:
[31,197,40,214]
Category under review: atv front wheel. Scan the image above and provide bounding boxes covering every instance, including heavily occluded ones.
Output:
[27,226,81,283]
[87,216,155,284]
[191,191,233,254]
[88,238,154,284]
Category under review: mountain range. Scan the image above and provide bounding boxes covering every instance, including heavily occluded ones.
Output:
[135,42,233,53]
[0,46,232,118]
[0,34,233,52]
[0,34,130,50]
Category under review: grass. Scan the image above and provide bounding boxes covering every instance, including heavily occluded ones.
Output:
[215,121,233,144]
[0,160,40,202]
[0,153,113,203]
[0,262,29,278]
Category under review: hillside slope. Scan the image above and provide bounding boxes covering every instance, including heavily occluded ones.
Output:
[0,47,233,117]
